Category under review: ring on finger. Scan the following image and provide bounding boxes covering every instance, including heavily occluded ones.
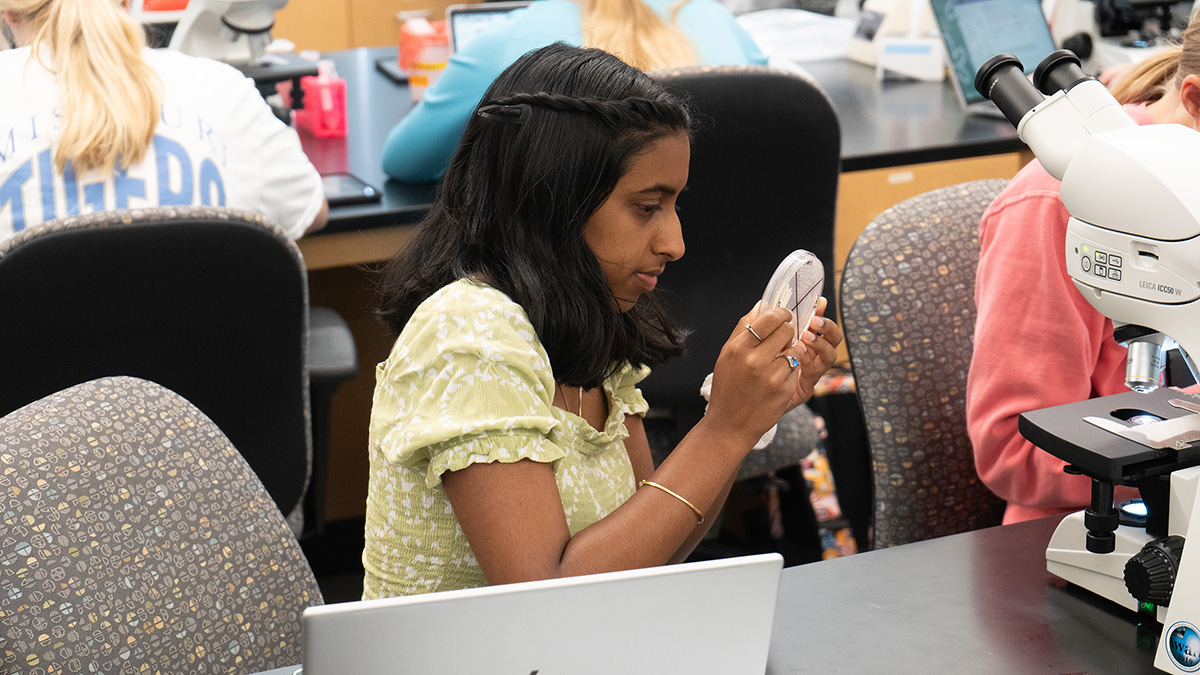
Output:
[744,323,764,344]
[782,354,800,369]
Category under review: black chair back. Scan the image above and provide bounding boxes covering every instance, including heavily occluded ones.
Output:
[645,65,841,420]
[0,206,311,516]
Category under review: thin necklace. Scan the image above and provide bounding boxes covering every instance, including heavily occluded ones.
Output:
[559,383,584,417]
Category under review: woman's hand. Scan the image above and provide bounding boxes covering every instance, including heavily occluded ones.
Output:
[795,297,843,401]
[704,298,843,450]
[703,304,804,447]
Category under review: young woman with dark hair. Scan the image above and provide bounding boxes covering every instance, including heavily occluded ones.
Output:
[364,43,842,598]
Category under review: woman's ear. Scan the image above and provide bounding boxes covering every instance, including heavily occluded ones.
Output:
[1180,74,1200,129]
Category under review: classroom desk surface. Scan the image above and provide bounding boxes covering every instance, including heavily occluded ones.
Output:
[768,514,1162,674]
[301,47,1024,235]
[798,58,1025,172]
[261,515,1161,674]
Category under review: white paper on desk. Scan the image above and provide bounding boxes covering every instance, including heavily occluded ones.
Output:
[738,9,856,63]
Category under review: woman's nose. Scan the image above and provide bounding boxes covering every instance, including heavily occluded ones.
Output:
[657,211,685,261]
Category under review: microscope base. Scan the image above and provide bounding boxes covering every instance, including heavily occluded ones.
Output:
[1043,466,1200,672]
[1046,511,1166,621]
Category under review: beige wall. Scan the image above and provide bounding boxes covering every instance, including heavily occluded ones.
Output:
[274,0,481,51]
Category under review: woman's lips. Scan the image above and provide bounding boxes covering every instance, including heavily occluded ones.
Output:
[635,271,658,292]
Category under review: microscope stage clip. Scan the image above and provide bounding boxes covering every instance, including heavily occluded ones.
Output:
[1085,399,1200,450]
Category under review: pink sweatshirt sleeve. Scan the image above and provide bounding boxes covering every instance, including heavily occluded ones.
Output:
[966,162,1135,523]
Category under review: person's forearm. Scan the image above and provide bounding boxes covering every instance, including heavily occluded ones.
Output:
[668,473,736,564]
[554,416,751,577]
[304,199,329,235]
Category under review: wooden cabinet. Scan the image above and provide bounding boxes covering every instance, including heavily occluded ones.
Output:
[834,150,1033,282]
[274,0,480,51]
[274,0,353,52]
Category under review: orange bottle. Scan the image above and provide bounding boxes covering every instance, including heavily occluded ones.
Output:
[398,18,449,103]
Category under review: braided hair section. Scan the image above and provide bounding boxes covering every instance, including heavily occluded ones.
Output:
[478,92,689,129]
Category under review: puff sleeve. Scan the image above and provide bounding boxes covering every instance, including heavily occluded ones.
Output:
[370,282,568,487]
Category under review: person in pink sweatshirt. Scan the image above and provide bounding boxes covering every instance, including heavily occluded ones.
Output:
[968,22,1200,524]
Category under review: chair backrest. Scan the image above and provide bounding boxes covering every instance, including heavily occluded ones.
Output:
[0,376,323,673]
[840,179,1008,549]
[645,65,840,418]
[0,206,311,517]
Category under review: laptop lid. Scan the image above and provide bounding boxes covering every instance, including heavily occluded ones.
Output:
[930,0,1057,112]
[302,553,784,675]
[445,1,533,53]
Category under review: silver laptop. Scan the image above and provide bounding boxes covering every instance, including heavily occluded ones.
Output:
[445,1,533,53]
[930,0,1058,116]
[302,553,783,675]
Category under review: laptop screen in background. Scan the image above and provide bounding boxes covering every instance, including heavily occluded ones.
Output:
[447,2,532,53]
[931,0,1057,104]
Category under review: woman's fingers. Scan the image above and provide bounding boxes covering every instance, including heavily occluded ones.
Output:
[736,306,794,354]
[801,316,842,363]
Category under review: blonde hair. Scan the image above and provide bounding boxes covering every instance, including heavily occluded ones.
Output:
[2,0,160,173]
[1111,19,1200,105]
[579,0,696,71]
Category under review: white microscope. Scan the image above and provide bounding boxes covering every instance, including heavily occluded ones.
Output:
[168,0,287,65]
[976,50,1200,673]
[168,0,316,123]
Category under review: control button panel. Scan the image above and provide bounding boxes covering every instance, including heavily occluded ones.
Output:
[1082,248,1122,281]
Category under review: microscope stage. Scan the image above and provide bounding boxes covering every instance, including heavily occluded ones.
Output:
[1019,388,1200,483]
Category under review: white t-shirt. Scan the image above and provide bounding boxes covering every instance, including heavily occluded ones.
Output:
[0,47,323,240]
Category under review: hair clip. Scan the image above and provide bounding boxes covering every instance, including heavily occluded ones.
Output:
[476,103,532,125]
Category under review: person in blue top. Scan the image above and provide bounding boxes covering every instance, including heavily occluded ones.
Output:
[381,0,767,182]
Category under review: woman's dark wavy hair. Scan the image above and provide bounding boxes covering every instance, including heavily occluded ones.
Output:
[375,43,695,389]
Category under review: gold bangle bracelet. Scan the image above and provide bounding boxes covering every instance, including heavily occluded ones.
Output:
[638,479,704,524]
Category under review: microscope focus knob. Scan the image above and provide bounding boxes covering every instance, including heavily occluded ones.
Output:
[1124,535,1185,606]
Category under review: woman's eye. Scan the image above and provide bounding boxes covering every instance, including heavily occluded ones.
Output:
[637,203,663,216]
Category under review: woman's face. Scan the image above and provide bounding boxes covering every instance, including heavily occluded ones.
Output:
[584,132,689,312]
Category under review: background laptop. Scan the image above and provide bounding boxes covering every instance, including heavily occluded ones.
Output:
[302,553,783,675]
[445,1,533,53]
[930,0,1058,116]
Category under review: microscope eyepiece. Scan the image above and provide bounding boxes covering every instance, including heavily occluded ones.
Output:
[1033,49,1090,96]
[975,54,1045,128]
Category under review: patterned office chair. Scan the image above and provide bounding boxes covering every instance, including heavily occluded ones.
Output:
[0,376,323,673]
[0,206,357,537]
[840,180,1008,549]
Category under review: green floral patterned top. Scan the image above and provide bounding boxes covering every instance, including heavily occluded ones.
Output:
[362,278,651,598]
